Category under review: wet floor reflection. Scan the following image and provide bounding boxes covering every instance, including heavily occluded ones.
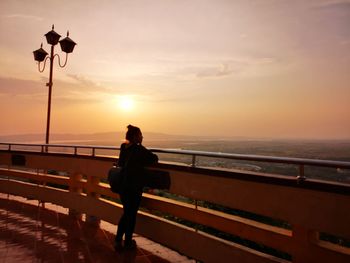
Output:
[0,194,193,263]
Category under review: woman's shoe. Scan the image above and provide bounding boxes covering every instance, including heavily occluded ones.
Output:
[114,241,123,252]
[124,239,137,250]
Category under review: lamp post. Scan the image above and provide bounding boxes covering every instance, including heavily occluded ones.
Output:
[33,25,76,145]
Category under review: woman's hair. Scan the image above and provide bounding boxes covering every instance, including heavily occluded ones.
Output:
[126,124,141,143]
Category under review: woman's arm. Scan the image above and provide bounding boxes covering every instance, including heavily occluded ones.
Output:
[140,145,158,166]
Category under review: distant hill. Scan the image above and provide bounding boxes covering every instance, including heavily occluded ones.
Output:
[0,131,234,143]
[1,132,349,144]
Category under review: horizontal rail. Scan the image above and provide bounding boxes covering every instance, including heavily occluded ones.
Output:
[1,142,349,170]
[151,148,350,169]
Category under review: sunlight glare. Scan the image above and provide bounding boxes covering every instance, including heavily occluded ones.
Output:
[118,96,134,111]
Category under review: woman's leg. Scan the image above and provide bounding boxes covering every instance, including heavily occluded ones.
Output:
[124,192,142,243]
[115,194,128,243]
[115,214,126,242]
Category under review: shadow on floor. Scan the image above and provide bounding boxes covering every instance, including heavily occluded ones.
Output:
[0,195,183,263]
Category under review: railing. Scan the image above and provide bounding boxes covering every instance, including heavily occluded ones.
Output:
[0,143,350,263]
[1,142,350,180]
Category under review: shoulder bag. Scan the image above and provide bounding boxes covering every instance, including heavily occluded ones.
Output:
[108,165,124,194]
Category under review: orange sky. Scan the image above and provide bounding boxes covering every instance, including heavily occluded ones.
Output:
[0,0,349,139]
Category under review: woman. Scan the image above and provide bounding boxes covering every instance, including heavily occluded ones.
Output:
[115,125,158,250]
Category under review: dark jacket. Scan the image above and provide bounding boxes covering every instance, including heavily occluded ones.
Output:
[118,143,158,193]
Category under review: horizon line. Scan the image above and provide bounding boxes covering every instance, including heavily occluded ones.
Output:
[0,131,350,141]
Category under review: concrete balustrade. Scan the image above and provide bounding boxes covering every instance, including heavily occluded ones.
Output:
[0,147,350,263]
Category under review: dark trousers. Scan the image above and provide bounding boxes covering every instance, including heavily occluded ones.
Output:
[115,191,142,242]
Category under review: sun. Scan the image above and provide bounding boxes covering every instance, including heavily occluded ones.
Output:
[118,96,134,111]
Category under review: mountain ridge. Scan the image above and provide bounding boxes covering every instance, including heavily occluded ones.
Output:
[0,131,248,143]
[1,132,348,143]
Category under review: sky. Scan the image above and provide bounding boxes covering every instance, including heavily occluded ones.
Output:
[0,0,349,139]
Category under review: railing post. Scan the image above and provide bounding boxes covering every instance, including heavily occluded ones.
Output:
[68,173,83,219]
[86,175,101,226]
[292,225,319,263]
[191,155,196,167]
[194,200,199,233]
[297,164,306,181]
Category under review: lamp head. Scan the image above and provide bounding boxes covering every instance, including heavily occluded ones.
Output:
[44,25,61,45]
[59,31,76,53]
[33,44,48,62]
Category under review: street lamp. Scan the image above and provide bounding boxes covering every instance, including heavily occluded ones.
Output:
[33,25,76,145]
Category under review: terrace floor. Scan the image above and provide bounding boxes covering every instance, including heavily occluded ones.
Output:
[0,193,194,263]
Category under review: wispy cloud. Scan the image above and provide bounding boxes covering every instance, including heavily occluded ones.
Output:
[67,74,101,89]
[0,76,107,105]
[0,77,44,95]
[168,56,279,79]
[311,0,350,43]
[196,63,238,78]
[314,0,350,9]
[312,0,350,13]
[66,74,127,94]
[50,94,101,105]
[3,14,43,21]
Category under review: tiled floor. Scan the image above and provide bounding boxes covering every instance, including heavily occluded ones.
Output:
[0,193,194,263]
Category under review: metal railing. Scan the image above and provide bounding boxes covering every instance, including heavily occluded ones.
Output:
[1,142,350,180]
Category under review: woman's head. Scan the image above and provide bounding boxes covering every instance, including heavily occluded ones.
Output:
[125,125,143,144]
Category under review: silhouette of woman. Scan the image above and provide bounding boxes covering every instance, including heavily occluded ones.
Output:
[115,125,158,250]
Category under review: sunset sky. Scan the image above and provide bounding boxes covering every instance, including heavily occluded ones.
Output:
[0,0,349,139]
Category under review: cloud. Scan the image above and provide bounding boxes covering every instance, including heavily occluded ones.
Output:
[0,76,108,106]
[146,60,244,80]
[0,77,44,95]
[315,0,350,9]
[196,63,238,78]
[312,0,350,14]
[50,94,101,105]
[311,0,350,41]
[67,74,101,89]
[169,56,278,79]
[3,14,43,21]
[66,74,125,94]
